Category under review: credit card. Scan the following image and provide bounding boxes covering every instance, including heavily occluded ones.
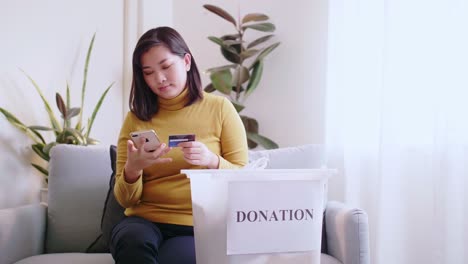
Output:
[168,134,196,147]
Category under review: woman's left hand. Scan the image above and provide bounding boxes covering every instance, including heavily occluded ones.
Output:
[178,141,219,169]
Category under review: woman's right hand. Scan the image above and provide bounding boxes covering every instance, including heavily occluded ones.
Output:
[124,138,172,183]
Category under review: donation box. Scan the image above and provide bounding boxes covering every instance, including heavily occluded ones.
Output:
[182,169,333,264]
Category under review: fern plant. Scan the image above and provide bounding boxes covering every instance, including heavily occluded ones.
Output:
[0,33,113,182]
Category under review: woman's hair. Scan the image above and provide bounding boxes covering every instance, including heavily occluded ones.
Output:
[129,26,203,121]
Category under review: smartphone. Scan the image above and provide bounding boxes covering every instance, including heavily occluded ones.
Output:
[129,129,161,152]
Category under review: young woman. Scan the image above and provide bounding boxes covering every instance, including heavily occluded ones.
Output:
[110,27,248,264]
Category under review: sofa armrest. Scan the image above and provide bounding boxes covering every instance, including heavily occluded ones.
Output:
[0,203,47,264]
[324,201,370,264]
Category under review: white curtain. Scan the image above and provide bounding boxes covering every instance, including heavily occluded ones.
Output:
[326,0,468,263]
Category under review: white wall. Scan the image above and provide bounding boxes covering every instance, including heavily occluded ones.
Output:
[0,0,327,208]
[0,0,124,209]
[173,0,328,147]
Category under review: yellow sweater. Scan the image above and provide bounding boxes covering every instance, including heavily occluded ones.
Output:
[114,89,248,226]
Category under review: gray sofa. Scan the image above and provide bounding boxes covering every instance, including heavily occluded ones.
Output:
[0,144,370,264]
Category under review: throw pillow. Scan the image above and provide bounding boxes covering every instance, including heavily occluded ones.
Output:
[86,145,126,253]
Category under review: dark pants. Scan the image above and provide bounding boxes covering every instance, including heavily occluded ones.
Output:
[110,216,196,264]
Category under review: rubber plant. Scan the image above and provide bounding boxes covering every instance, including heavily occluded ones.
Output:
[203,4,280,149]
[0,33,113,183]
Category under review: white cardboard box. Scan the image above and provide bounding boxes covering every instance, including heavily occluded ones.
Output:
[182,169,333,264]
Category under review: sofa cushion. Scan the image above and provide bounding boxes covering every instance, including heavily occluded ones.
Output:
[14,253,113,264]
[46,145,111,253]
[87,145,126,253]
[249,144,325,169]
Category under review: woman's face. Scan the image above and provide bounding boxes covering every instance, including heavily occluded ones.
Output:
[140,45,191,100]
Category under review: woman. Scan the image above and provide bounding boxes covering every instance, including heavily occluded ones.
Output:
[110,27,248,264]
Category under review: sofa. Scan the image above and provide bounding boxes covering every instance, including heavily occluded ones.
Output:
[0,144,370,264]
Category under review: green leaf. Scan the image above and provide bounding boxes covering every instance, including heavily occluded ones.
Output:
[247,132,279,149]
[78,33,96,131]
[210,70,232,95]
[56,92,67,118]
[43,142,57,156]
[27,128,46,144]
[87,138,100,145]
[32,143,49,161]
[31,163,48,176]
[62,128,85,145]
[240,49,259,60]
[251,42,281,67]
[204,64,236,75]
[242,22,276,32]
[66,82,71,108]
[21,70,62,135]
[204,83,216,93]
[233,66,250,88]
[245,60,264,98]
[231,101,245,113]
[208,36,238,54]
[242,13,269,24]
[0,107,27,131]
[28,126,54,131]
[247,34,274,49]
[66,82,71,128]
[203,4,237,27]
[0,107,44,143]
[223,39,243,46]
[85,82,113,140]
[221,46,241,64]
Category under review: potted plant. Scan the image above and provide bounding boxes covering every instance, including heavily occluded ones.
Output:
[0,33,113,184]
[203,4,280,149]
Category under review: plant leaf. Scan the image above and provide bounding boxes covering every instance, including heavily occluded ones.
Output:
[66,82,71,128]
[242,13,269,24]
[208,36,238,54]
[87,137,100,145]
[247,132,279,149]
[204,64,236,75]
[251,42,281,67]
[231,101,245,113]
[28,126,54,131]
[242,22,276,32]
[240,49,259,60]
[66,82,71,109]
[233,66,250,88]
[56,93,67,118]
[247,34,274,49]
[204,83,216,93]
[210,70,232,95]
[32,143,50,161]
[21,70,62,135]
[43,142,57,156]
[27,128,46,144]
[62,128,85,144]
[0,107,27,131]
[246,60,264,98]
[223,39,243,46]
[0,107,44,144]
[203,4,237,27]
[31,163,48,176]
[66,107,81,119]
[78,33,96,131]
[85,82,113,140]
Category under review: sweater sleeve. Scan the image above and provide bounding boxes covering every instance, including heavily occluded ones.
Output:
[113,112,144,208]
[218,97,249,169]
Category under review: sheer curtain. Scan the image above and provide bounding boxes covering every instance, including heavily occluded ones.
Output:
[326,0,468,263]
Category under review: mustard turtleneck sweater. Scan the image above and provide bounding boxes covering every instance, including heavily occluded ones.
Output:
[114,89,248,226]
